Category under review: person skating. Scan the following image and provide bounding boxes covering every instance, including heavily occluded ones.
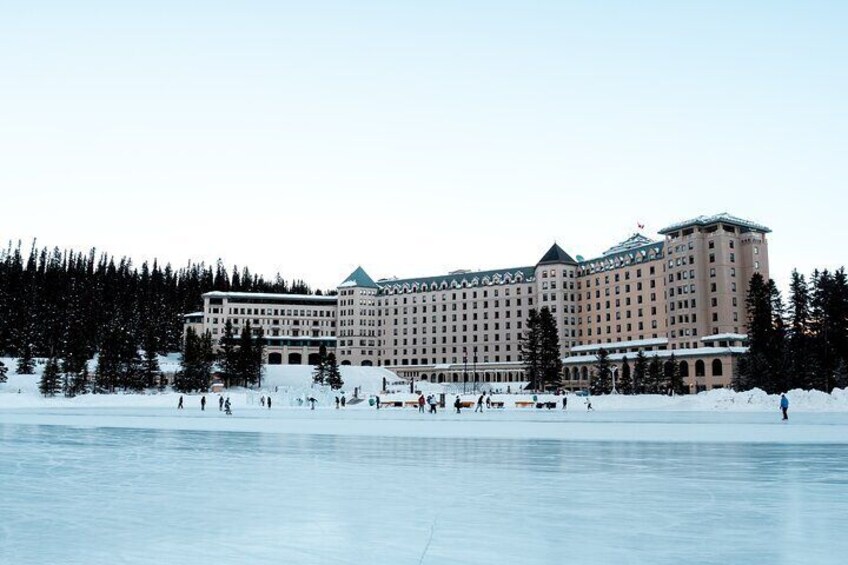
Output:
[308,397,317,410]
[454,396,462,414]
[219,395,224,411]
[375,395,381,410]
[586,400,593,411]
[485,395,491,409]
[178,395,184,410]
[260,396,265,408]
[475,394,484,413]
[418,394,426,413]
[341,395,346,408]
[562,396,567,411]
[267,396,271,409]
[224,397,232,415]
[780,393,789,420]
[335,396,340,409]
[201,395,206,411]
[428,395,437,414]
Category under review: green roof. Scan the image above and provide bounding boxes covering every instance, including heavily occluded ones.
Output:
[537,243,577,265]
[339,266,378,288]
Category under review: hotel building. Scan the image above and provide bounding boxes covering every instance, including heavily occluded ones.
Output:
[184,213,770,392]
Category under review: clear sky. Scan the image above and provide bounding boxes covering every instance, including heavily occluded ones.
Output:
[1,1,845,292]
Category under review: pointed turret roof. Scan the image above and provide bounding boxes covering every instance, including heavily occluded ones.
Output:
[537,243,577,266]
[339,266,378,289]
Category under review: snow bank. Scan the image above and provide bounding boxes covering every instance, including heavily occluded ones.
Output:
[3,357,847,412]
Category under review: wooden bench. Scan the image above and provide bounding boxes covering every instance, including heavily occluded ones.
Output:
[379,401,403,408]
[489,401,505,409]
[515,401,535,408]
[404,400,421,408]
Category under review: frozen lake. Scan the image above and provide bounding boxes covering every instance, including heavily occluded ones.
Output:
[2,409,848,564]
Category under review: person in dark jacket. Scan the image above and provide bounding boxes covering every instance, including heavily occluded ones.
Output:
[454,396,462,414]
[219,395,224,411]
[178,395,184,409]
[780,394,789,420]
[267,396,271,409]
[475,394,484,413]
[224,397,232,415]
[200,396,206,411]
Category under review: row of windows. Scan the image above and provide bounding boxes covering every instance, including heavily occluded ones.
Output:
[582,266,658,287]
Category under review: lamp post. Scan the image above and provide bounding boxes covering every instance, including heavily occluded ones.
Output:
[473,346,478,393]
[463,347,468,394]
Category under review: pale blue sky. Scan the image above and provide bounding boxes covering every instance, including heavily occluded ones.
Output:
[1,1,845,291]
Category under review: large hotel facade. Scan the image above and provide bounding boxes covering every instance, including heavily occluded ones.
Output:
[184,213,770,392]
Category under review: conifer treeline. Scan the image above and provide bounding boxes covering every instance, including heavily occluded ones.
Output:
[0,241,322,360]
[736,269,848,393]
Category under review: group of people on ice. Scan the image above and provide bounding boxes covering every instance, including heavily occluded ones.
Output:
[177,394,231,414]
[173,390,793,420]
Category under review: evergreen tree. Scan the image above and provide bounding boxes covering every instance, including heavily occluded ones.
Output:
[647,357,663,394]
[176,328,214,392]
[810,269,848,392]
[252,327,265,388]
[65,365,90,397]
[325,352,344,390]
[666,353,685,395]
[618,356,632,395]
[739,273,788,392]
[633,350,648,394]
[313,344,328,385]
[520,309,542,390]
[0,240,317,363]
[142,346,162,389]
[0,358,7,383]
[95,326,122,392]
[176,327,199,392]
[218,319,237,388]
[39,357,61,396]
[591,348,612,395]
[787,270,814,390]
[538,307,563,390]
[235,322,262,387]
[16,335,36,375]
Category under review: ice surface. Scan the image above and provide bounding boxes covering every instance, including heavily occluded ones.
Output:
[3,357,848,564]
[1,408,848,565]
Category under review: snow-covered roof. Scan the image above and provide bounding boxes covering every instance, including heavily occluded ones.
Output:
[563,346,748,364]
[388,361,525,370]
[203,291,337,303]
[570,337,668,353]
[601,233,658,256]
[658,213,771,235]
[701,333,747,342]
[183,311,204,318]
